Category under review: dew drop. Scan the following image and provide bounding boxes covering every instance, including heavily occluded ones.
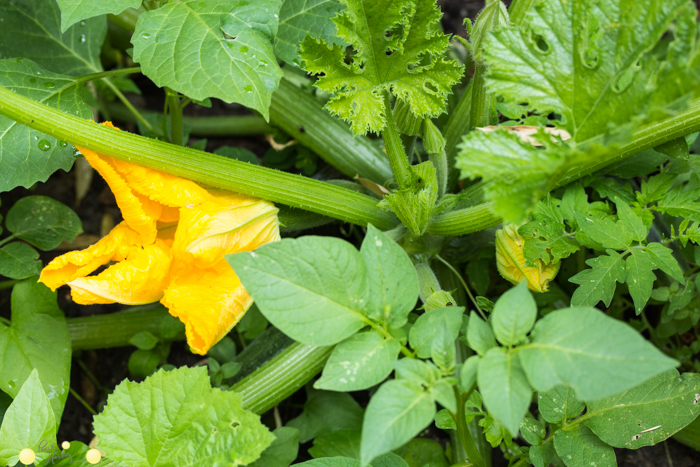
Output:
[7,380,16,388]
[38,139,52,151]
[58,140,68,148]
[292,58,301,67]
[239,45,249,53]
[244,85,253,93]
[80,20,85,26]
[141,32,151,39]
[44,81,55,89]
[15,57,23,63]
[80,34,86,43]
[257,59,267,67]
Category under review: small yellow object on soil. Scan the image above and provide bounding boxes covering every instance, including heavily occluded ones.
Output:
[18,448,36,465]
[86,448,102,464]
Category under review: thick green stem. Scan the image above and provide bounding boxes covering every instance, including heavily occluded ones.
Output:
[454,387,487,467]
[429,150,448,199]
[167,91,184,146]
[469,65,496,131]
[0,85,398,230]
[415,262,441,302]
[382,94,413,188]
[443,81,473,188]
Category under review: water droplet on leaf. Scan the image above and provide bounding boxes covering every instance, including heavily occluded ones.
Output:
[141,32,151,39]
[80,34,86,43]
[240,45,249,53]
[58,140,68,148]
[38,139,52,151]
[44,81,55,89]
[244,85,253,93]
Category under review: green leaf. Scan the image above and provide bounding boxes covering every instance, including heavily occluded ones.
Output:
[56,0,141,31]
[625,249,656,314]
[529,442,554,467]
[360,225,419,328]
[466,313,497,356]
[129,331,159,351]
[553,426,615,467]
[309,430,361,459]
[654,186,700,221]
[300,0,463,134]
[250,427,299,467]
[0,242,42,279]
[408,306,464,359]
[520,417,546,446]
[0,60,92,191]
[0,370,56,467]
[584,370,700,449]
[646,242,685,283]
[429,378,457,413]
[360,379,435,465]
[606,148,668,178]
[315,330,400,391]
[93,366,275,467]
[537,385,584,424]
[380,161,438,235]
[519,195,579,263]
[132,0,284,119]
[296,458,360,467]
[569,251,626,308]
[492,281,537,346]
[128,349,161,379]
[0,280,71,421]
[274,0,345,67]
[459,355,479,391]
[434,409,456,430]
[372,453,410,467]
[518,307,678,400]
[402,439,448,467]
[393,359,440,387]
[616,202,648,243]
[214,146,260,165]
[227,237,370,346]
[574,213,632,250]
[591,178,636,205]
[639,174,677,205]
[207,336,237,362]
[287,388,363,443]
[6,196,82,249]
[0,0,104,75]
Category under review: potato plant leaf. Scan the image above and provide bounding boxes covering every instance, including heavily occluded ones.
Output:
[299,0,463,134]
[537,385,585,424]
[287,388,363,444]
[56,0,141,32]
[553,426,615,467]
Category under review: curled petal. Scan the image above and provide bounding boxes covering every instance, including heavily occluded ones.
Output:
[162,261,253,355]
[39,222,143,291]
[172,193,281,268]
[67,240,172,305]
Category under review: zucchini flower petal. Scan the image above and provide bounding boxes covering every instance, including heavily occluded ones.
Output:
[496,224,560,292]
[162,261,253,355]
[39,222,143,291]
[67,240,172,305]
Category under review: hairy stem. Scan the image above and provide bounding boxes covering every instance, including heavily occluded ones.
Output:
[382,93,413,188]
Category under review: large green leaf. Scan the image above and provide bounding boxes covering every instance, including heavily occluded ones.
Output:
[287,388,364,444]
[56,0,141,32]
[537,385,584,424]
[0,0,105,75]
[518,307,677,400]
[408,307,463,359]
[274,0,345,67]
[0,242,42,279]
[132,0,283,119]
[0,60,91,191]
[553,426,615,467]
[491,281,537,346]
[93,367,275,467]
[227,237,370,346]
[0,280,71,421]
[0,370,56,467]
[584,370,700,448]
[6,196,82,250]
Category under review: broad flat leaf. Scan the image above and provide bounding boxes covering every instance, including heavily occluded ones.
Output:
[477,347,532,436]
[360,379,435,465]
[574,213,632,250]
[625,249,656,314]
[35,441,128,467]
[0,242,41,279]
[553,426,615,467]
[93,367,275,467]
[250,427,299,467]
[0,0,104,75]
[227,237,370,346]
[274,0,344,66]
[6,196,82,249]
[132,0,283,119]
[0,60,92,191]
[300,0,463,134]
[459,356,479,391]
[287,388,363,443]
[466,313,497,356]
[56,0,141,32]
[409,306,463,359]
[646,242,685,283]
[315,330,400,391]
[537,385,585,424]
[360,225,419,328]
[606,148,668,178]
[529,442,554,467]
[372,453,410,467]
[0,280,71,420]
[393,359,441,387]
[0,370,56,467]
[585,370,700,449]
[520,417,546,446]
[491,280,537,346]
[309,430,361,459]
[569,251,626,308]
[402,439,448,467]
[518,307,677,400]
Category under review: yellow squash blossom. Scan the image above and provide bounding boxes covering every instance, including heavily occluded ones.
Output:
[495,224,560,293]
[39,122,280,354]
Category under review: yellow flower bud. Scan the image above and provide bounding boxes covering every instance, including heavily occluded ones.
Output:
[496,224,559,292]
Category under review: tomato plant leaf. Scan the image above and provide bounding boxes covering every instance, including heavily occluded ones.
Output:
[574,213,632,250]
[132,0,284,119]
[519,307,677,400]
[519,195,580,264]
[625,249,656,314]
[56,0,141,32]
[553,426,615,467]
[645,242,685,283]
[569,251,626,308]
[584,370,700,449]
[315,330,400,391]
[537,385,585,424]
[0,243,42,280]
[300,0,463,134]
[93,366,275,467]
[654,186,700,221]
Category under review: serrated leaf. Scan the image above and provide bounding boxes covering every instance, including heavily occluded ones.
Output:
[518,307,677,400]
[6,196,82,250]
[274,0,345,66]
[0,0,104,75]
[625,249,656,314]
[0,60,92,191]
[553,426,615,467]
[491,281,537,346]
[646,242,685,283]
[654,186,700,221]
[537,385,585,424]
[520,196,580,264]
[315,330,400,391]
[408,306,463,359]
[584,370,700,449]
[300,0,463,134]
[574,212,632,250]
[616,202,648,243]
[227,237,369,346]
[132,0,283,119]
[93,366,275,467]
[56,0,141,31]
[570,250,626,308]
[0,242,42,279]
[287,388,363,444]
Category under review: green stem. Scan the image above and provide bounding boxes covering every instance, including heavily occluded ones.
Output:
[382,93,412,188]
[443,80,473,188]
[73,67,141,85]
[415,262,442,302]
[0,234,17,248]
[454,386,487,467]
[429,150,448,199]
[469,64,496,131]
[167,91,184,146]
[435,254,484,319]
[0,316,11,326]
[101,78,158,135]
[0,85,398,230]
[69,387,97,416]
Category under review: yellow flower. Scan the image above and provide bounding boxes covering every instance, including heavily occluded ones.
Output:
[495,224,560,293]
[39,122,280,354]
